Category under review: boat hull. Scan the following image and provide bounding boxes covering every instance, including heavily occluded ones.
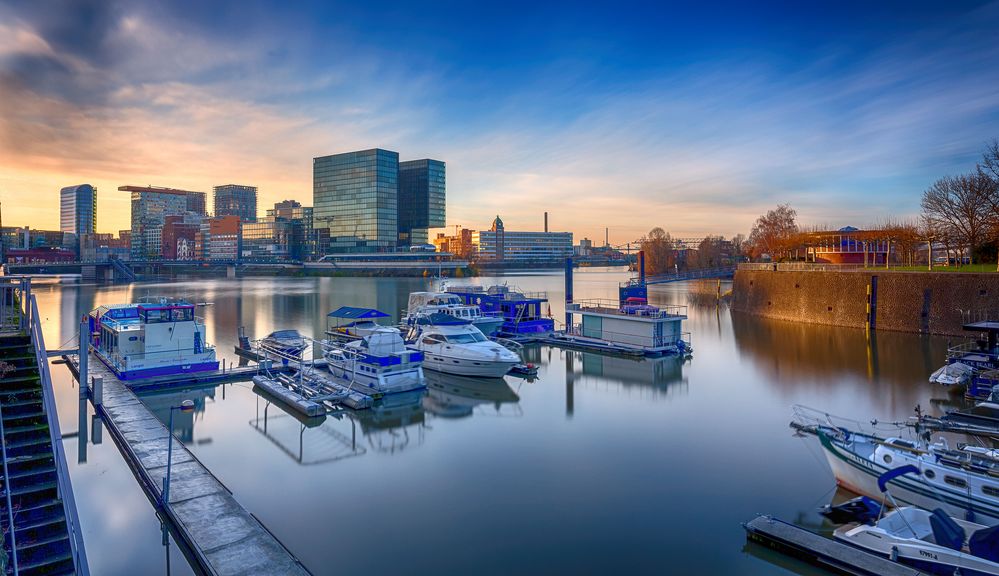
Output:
[93,350,218,381]
[421,354,516,378]
[818,432,999,525]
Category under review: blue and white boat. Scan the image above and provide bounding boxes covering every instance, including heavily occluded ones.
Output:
[323,327,425,396]
[834,465,999,575]
[445,284,554,340]
[793,407,999,525]
[87,299,218,380]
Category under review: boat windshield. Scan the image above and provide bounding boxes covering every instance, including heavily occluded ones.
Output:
[445,332,487,344]
[271,330,300,339]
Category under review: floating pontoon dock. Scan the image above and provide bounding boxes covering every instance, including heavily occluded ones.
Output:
[66,355,311,575]
[743,515,925,576]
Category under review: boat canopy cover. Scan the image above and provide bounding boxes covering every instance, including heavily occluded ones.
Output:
[268,329,302,339]
[327,307,390,319]
[877,464,920,493]
[929,508,965,551]
[415,312,471,326]
[964,321,999,333]
[970,524,999,562]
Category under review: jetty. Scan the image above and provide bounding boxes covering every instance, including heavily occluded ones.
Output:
[65,355,310,575]
[743,515,924,576]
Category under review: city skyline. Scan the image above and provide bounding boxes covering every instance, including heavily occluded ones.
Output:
[2,1,999,243]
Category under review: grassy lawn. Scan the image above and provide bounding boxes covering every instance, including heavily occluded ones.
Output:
[891,264,998,272]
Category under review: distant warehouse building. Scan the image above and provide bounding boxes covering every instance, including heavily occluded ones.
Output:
[472,216,573,263]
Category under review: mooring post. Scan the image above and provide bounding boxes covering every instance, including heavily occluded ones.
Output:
[79,316,89,398]
[91,376,103,406]
[564,257,573,330]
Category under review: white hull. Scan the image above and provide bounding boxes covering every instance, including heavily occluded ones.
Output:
[421,353,516,377]
[820,435,999,525]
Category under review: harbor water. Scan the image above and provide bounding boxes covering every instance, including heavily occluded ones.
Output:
[39,268,950,575]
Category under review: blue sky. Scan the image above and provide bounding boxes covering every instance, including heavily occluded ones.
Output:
[1,0,997,242]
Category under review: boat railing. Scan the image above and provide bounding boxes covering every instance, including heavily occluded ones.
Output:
[101,345,217,369]
[569,299,688,319]
[948,340,999,360]
[0,276,30,335]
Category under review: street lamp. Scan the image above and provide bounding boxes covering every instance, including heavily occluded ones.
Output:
[161,399,195,508]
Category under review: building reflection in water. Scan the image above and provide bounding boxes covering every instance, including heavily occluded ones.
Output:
[422,371,521,419]
[730,311,949,416]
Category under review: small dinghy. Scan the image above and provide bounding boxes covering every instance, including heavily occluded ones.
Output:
[929,361,974,387]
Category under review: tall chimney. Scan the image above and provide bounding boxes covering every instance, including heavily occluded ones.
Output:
[605,227,609,247]
[544,212,548,233]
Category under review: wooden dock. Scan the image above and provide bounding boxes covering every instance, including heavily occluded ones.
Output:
[67,355,310,575]
[743,515,925,576]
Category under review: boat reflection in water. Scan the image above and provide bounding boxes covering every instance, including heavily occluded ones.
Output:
[422,371,521,419]
[565,351,688,397]
[141,387,216,443]
[347,390,428,454]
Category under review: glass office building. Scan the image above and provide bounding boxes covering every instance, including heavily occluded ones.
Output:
[398,159,445,246]
[60,184,97,236]
[313,149,399,252]
[213,184,258,222]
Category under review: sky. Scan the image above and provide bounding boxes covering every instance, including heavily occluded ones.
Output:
[1,0,998,245]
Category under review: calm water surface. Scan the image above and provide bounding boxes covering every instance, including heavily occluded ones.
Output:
[37,268,952,575]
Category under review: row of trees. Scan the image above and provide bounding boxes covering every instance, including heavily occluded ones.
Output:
[921,141,999,267]
[640,228,745,275]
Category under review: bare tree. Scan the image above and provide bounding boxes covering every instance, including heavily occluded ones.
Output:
[920,172,998,266]
[748,204,798,261]
[641,227,677,275]
[979,140,999,270]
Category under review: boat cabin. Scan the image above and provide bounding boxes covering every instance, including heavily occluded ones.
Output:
[445,285,554,338]
[87,300,217,380]
[326,306,391,340]
[566,299,689,356]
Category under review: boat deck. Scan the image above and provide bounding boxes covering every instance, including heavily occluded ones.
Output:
[744,515,924,576]
[67,354,311,575]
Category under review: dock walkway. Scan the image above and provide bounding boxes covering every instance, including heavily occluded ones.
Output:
[69,355,310,575]
[744,515,925,576]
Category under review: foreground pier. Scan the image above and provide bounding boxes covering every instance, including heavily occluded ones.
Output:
[67,355,310,575]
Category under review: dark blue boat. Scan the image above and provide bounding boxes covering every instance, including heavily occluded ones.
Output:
[445,284,554,340]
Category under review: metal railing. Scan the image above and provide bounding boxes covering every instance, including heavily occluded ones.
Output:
[737,262,867,272]
[28,295,89,575]
[569,299,688,319]
[0,400,20,575]
[0,277,30,334]
[564,324,691,347]
[948,341,999,361]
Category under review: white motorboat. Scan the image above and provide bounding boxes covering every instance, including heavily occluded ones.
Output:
[403,291,504,337]
[323,327,425,395]
[793,406,999,524]
[407,313,521,377]
[833,465,999,574]
[260,329,308,358]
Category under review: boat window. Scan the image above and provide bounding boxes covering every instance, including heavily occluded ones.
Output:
[445,333,486,344]
[883,454,892,464]
[984,485,999,497]
[171,308,193,322]
[422,335,446,345]
[924,469,936,479]
[944,476,968,488]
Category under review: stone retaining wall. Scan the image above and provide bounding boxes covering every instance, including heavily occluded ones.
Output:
[731,269,999,336]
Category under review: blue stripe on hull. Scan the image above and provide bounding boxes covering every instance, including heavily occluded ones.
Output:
[93,351,218,381]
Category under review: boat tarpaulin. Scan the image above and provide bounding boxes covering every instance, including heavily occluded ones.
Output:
[877,464,920,493]
[327,307,390,320]
[929,508,965,551]
[970,524,999,562]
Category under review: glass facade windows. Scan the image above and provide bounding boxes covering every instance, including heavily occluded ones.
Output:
[123,186,207,259]
[314,149,399,252]
[213,184,258,222]
[398,159,446,246]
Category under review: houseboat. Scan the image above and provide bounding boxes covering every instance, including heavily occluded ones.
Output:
[87,299,218,380]
[552,299,690,357]
[445,284,554,340]
[930,321,999,398]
